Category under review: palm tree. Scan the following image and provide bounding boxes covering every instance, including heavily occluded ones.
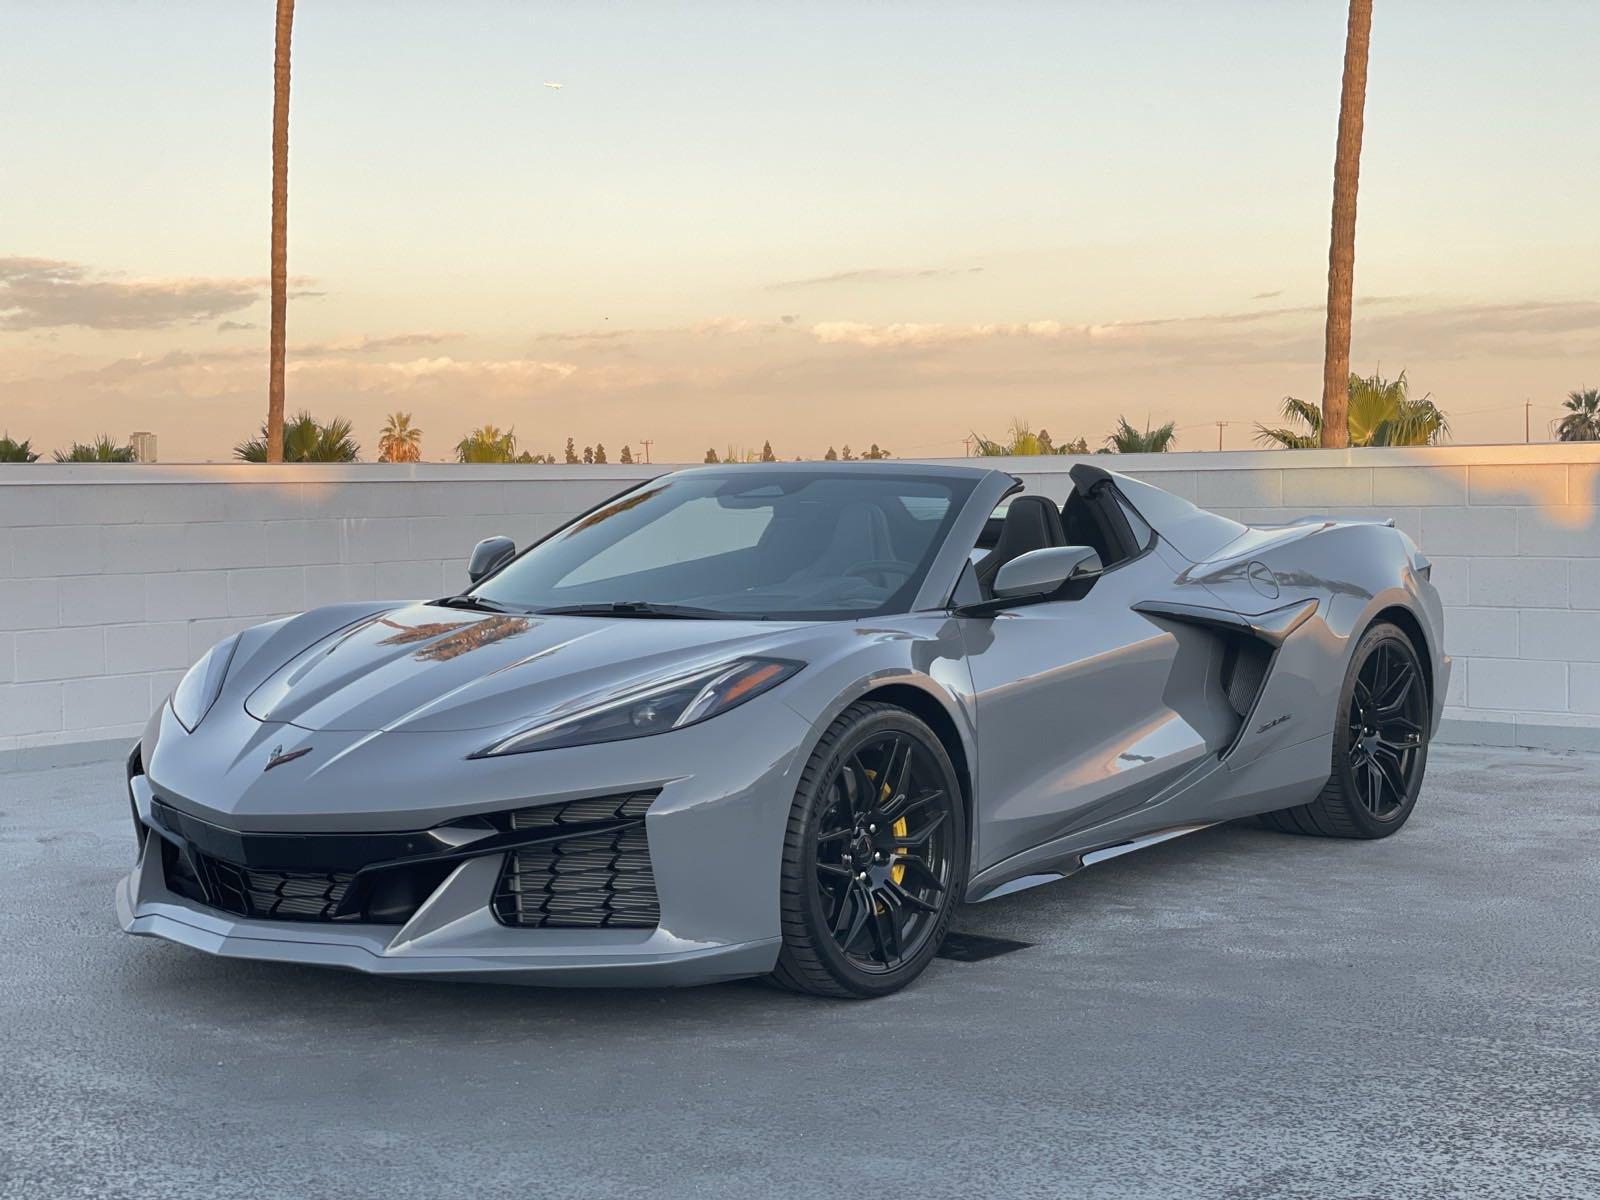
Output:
[1319,0,1374,448]
[974,419,1090,456]
[455,425,517,463]
[377,412,423,462]
[1102,416,1178,454]
[0,434,40,463]
[1256,370,1448,448]
[54,435,137,462]
[266,0,295,462]
[235,411,360,461]
[1556,388,1600,442]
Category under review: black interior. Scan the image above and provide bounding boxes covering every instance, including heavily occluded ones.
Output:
[972,482,1153,598]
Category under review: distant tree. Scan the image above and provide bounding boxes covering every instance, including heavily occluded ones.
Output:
[0,434,40,463]
[862,443,890,459]
[377,411,422,462]
[704,448,719,463]
[1103,417,1178,454]
[823,446,838,461]
[236,412,360,462]
[55,435,138,463]
[974,419,1048,456]
[582,445,594,464]
[760,440,777,462]
[1036,429,1056,455]
[1060,436,1090,454]
[1255,371,1447,448]
[594,442,608,464]
[841,444,855,461]
[564,437,579,464]
[1556,387,1600,442]
[619,444,634,464]
[454,424,517,463]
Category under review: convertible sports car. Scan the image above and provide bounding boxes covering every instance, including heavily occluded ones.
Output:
[119,461,1447,997]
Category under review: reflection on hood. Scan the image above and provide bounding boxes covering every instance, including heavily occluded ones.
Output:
[376,615,532,661]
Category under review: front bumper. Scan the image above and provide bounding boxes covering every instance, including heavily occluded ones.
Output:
[117,696,813,986]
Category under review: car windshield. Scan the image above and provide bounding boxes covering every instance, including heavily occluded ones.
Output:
[472,469,976,620]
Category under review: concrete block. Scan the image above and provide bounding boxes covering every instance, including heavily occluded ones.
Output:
[1426,557,1469,606]
[12,734,132,772]
[98,523,189,575]
[1196,470,1283,509]
[108,483,230,525]
[1122,471,1199,502]
[1467,658,1566,713]
[106,621,192,674]
[265,519,343,566]
[1468,463,1567,506]
[187,616,260,661]
[1435,709,1516,747]
[0,579,60,630]
[227,567,306,617]
[1520,609,1600,662]
[1469,558,1567,608]
[0,682,63,735]
[411,482,507,517]
[1516,506,1600,557]
[1572,560,1600,611]
[64,673,151,731]
[1371,466,1468,507]
[58,574,147,628]
[222,482,309,522]
[146,571,230,621]
[1444,658,1465,706]
[1282,468,1372,507]
[149,669,186,705]
[15,627,104,682]
[376,560,444,599]
[1571,464,1600,507]
[0,632,10,684]
[1420,507,1518,557]
[183,521,270,569]
[1442,608,1517,658]
[343,518,415,563]
[0,526,11,576]
[410,516,501,560]
[1570,665,1600,715]
[10,524,101,576]
[1511,714,1600,753]
[305,563,378,605]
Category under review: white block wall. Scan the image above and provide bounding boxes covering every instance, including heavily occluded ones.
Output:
[2,445,1598,769]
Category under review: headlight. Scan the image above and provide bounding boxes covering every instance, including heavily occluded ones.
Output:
[477,657,802,756]
[170,634,241,732]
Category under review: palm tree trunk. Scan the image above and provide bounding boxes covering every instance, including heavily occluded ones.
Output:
[267,0,295,463]
[1319,0,1373,449]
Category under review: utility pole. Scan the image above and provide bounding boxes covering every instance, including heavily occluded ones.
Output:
[639,439,653,464]
[963,434,976,457]
[1524,400,1531,444]
[1215,421,1230,451]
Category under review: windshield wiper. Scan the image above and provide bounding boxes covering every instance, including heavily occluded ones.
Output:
[436,594,520,614]
[535,601,736,620]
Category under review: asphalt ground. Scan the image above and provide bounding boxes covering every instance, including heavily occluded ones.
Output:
[2,744,1596,1199]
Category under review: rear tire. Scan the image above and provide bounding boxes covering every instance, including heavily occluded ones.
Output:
[770,701,967,998]
[1258,621,1431,839]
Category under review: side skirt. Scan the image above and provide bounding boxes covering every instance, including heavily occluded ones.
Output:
[965,821,1218,904]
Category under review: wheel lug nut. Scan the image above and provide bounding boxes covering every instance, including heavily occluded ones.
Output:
[868,824,876,833]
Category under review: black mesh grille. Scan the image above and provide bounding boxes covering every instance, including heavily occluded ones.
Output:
[494,793,660,929]
[163,840,357,921]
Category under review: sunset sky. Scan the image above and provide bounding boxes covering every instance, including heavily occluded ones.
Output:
[3,1,1598,462]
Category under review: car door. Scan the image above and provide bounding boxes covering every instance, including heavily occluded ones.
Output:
[959,547,1228,875]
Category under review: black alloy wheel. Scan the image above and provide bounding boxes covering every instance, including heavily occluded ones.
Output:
[1259,621,1432,839]
[772,702,966,997]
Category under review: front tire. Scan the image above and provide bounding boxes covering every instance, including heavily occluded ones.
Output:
[771,701,967,998]
[1260,621,1431,839]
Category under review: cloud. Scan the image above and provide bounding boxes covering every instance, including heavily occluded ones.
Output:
[0,256,265,331]
[217,320,258,332]
[811,320,1073,349]
[767,266,984,291]
[1251,289,1284,300]
[298,331,462,354]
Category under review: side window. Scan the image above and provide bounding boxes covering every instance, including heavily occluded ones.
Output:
[1114,492,1155,553]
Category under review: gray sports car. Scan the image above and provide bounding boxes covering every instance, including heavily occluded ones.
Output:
[119,462,1447,997]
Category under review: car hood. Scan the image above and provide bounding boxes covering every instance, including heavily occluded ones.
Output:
[243,603,810,735]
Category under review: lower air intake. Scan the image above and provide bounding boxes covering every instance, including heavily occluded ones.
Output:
[163,840,356,921]
[493,793,661,929]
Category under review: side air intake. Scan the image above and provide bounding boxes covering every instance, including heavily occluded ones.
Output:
[492,793,661,929]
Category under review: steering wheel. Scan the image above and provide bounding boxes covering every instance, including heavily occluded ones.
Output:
[844,560,914,586]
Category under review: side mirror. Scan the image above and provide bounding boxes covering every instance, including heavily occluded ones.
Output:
[992,545,1102,600]
[467,535,516,584]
